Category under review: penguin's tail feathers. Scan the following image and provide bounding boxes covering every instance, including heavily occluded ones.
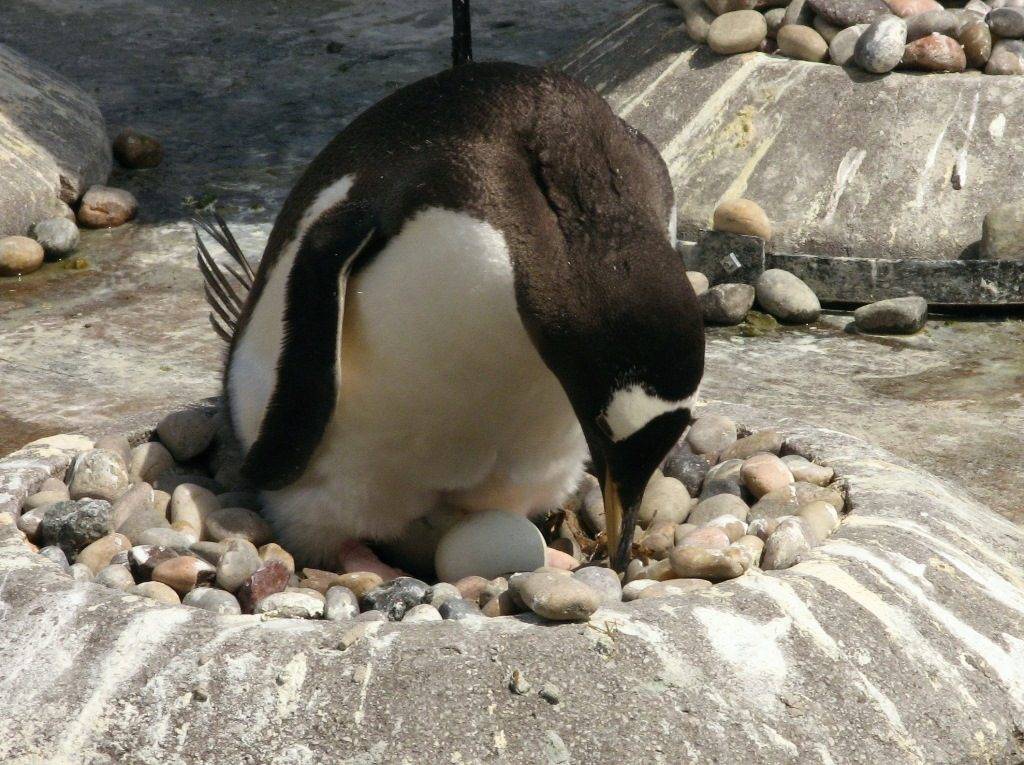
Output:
[193,210,255,344]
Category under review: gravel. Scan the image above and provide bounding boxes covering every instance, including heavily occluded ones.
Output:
[11,409,846,626]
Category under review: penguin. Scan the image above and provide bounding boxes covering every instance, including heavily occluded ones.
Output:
[197,61,704,575]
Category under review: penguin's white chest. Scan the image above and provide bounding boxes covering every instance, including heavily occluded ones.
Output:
[234,205,587,552]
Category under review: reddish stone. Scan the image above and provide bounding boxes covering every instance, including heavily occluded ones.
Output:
[129,545,180,581]
[237,560,290,614]
[900,34,967,72]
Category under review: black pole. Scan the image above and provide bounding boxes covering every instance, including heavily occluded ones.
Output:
[452,0,472,66]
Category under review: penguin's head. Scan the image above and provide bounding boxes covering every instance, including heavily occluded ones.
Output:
[521,223,704,570]
[511,72,705,570]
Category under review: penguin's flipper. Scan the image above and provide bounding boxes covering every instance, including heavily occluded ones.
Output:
[241,206,381,490]
[194,211,255,343]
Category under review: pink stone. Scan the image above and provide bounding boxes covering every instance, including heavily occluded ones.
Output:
[237,560,290,614]
[900,34,967,72]
[679,527,731,550]
[885,0,942,17]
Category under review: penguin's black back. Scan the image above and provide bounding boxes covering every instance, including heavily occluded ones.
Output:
[238,62,675,337]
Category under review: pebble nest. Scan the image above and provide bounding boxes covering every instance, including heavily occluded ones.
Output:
[9,404,846,625]
[677,0,1017,76]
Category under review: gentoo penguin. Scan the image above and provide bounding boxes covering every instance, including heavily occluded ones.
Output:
[197,62,704,573]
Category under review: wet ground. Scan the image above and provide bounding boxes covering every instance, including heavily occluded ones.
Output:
[2,0,1023,524]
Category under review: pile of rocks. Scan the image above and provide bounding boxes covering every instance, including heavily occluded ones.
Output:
[9,406,845,625]
[689,197,929,334]
[0,128,160,278]
[675,0,1019,75]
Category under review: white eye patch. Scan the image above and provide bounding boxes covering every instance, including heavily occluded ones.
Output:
[600,384,698,443]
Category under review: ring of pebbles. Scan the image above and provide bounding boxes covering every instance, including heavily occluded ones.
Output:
[8,404,845,626]
[676,0,1018,76]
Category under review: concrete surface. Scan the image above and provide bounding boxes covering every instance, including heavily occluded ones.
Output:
[2,405,1023,764]
[0,43,110,236]
[563,4,1024,299]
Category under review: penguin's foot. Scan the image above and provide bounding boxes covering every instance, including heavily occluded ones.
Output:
[336,539,406,581]
[545,547,579,571]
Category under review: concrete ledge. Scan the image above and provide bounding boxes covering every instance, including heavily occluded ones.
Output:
[563,4,1024,305]
[1,402,1022,762]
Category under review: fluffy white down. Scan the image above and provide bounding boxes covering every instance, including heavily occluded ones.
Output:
[235,206,588,568]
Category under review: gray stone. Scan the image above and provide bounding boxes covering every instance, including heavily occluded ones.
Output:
[699,459,745,500]
[719,429,783,461]
[189,541,227,566]
[438,598,485,620]
[855,16,908,73]
[670,544,751,581]
[686,414,737,455]
[754,269,820,324]
[215,538,262,593]
[905,9,958,40]
[129,442,176,484]
[131,580,180,605]
[764,7,786,35]
[67,449,129,503]
[749,481,844,521]
[94,564,135,591]
[761,516,812,569]
[987,6,1024,37]
[621,578,659,601]
[324,586,360,622]
[661,449,711,496]
[169,483,218,539]
[689,493,751,525]
[38,499,112,557]
[985,38,1024,73]
[205,507,273,546]
[112,484,168,543]
[361,577,430,621]
[182,587,241,615]
[0,44,110,237]
[255,591,325,619]
[23,489,69,512]
[679,0,716,42]
[699,283,755,326]
[153,472,222,496]
[777,24,828,61]
[807,0,890,25]
[638,473,691,526]
[811,15,840,43]
[571,566,623,605]
[828,23,868,65]
[508,572,600,621]
[782,0,814,27]
[16,508,44,543]
[30,217,79,259]
[135,527,194,549]
[854,296,928,335]
[707,11,768,55]
[67,562,93,582]
[798,500,841,543]
[425,582,462,608]
[781,454,834,486]
[403,604,442,623]
[37,545,69,570]
[980,203,1024,261]
[155,407,218,462]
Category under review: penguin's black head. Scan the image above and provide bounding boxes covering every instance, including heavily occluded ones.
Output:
[508,70,706,570]
[520,220,705,570]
